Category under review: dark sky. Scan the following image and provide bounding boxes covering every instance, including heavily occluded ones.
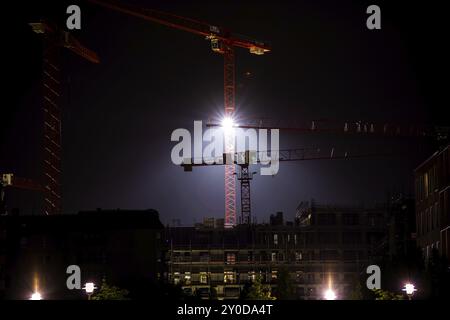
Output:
[2,0,448,224]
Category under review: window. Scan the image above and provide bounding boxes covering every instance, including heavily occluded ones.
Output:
[224,271,235,284]
[431,206,435,230]
[271,252,277,262]
[271,270,278,280]
[420,211,424,235]
[305,233,315,245]
[343,213,359,225]
[199,252,209,262]
[173,272,180,285]
[247,251,253,262]
[184,272,191,285]
[434,202,439,228]
[295,251,302,262]
[226,252,236,265]
[318,232,338,244]
[343,250,357,261]
[318,213,336,225]
[296,271,304,283]
[248,271,256,282]
[274,234,278,245]
[294,234,297,245]
[199,272,208,284]
[20,237,27,249]
[343,232,361,244]
[320,250,339,260]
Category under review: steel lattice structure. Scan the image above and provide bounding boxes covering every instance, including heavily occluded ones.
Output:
[30,21,99,214]
[42,39,62,215]
[89,0,271,227]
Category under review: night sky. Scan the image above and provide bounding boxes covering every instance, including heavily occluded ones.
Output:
[2,0,448,224]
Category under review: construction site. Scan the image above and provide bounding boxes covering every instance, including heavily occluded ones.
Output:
[1,0,449,305]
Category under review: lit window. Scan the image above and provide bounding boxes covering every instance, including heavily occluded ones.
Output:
[274,234,278,245]
[173,272,180,285]
[271,270,278,280]
[224,271,235,284]
[271,252,277,262]
[199,272,208,284]
[184,272,191,285]
[295,251,302,261]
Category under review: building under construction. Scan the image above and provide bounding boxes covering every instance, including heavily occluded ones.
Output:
[164,203,387,299]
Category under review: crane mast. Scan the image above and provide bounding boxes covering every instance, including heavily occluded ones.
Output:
[30,21,99,215]
[89,0,270,227]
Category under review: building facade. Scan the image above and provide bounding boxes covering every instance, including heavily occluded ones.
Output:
[415,145,450,261]
[165,205,387,300]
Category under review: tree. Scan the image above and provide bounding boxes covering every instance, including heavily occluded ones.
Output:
[372,289,404,300]
[349,281,364,300]
[246,276,276,300]
[91,279,130,300]
[276,268,295,299]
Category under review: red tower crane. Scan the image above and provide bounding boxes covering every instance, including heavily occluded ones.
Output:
[30,21,99,215]
[195,118,447,224]
[88,0,271,227]
[181,147,399,225]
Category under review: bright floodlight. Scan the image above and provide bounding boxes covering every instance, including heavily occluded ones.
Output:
[221,116,235,131]
[403,283,417,296]
[324,288,337,300]
[30,292,42,300]
[83,282,96,294]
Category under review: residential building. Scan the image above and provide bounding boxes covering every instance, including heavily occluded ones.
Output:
[415,145,450,261]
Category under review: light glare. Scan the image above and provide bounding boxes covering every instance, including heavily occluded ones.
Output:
[324,288,337,300]
[403,283,416,295]
[83,282,96,294]
[30,292,42,300]
[221,117,235,131]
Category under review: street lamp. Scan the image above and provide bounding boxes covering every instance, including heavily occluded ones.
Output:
[402,283,417,300]
[30,292,42,300]
[324,288,337,300]
[83,282,97,300]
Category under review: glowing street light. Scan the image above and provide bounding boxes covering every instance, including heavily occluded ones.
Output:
[324,288,337,300]
[402,283,417,300]
[83,282,97,300]
[30,292,42,300]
